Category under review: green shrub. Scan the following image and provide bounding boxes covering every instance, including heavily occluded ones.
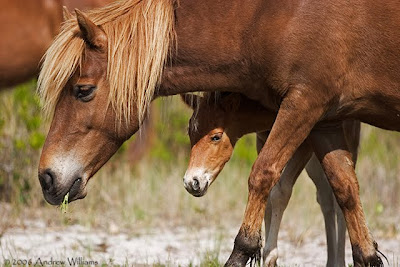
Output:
[0,80,45,204]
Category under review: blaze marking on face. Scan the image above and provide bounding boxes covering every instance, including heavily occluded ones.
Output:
[183,167,214,195]
[48,151,84,185]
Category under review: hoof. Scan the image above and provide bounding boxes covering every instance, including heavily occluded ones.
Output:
[263,248,278,267]
[352,245,383,267]
[225,250,249,267]
[225,231,262,267]
[225,251,261,267]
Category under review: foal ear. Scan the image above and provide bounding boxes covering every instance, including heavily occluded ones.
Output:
[180,94,202,110]
[63,6,73,21]
[220,93,241,112]
[75,9,107,49]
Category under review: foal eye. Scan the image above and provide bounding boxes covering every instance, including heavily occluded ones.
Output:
[73,84,96,102]
[211,132,223,142]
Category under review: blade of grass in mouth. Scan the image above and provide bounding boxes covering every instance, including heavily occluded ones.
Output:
[60,192,69,213]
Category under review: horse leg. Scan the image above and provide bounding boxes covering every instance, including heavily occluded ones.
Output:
[336,120,361,267]
[225,88,326,266]
[256,132,273,255]
[257,131,281,266]
[264,142,312,267]
[336,199,347,267]
[309,126,381,267]
[305,154,339,267]
[258,131,313,266]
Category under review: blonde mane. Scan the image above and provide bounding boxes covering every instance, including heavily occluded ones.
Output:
[38,0,176,123]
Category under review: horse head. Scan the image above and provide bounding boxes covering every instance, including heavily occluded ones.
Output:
[38,0,174,205]
[181,93,242,197]
[38,10,140,205]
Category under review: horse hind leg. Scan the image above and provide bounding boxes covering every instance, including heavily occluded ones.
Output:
[335,120,361,267]
[309,127,382,267]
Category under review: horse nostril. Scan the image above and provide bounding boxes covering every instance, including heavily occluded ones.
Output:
[39,169,55,191]
[192,177,200,191]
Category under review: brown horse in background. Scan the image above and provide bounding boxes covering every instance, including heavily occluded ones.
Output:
[181,92,359,266]
[0,0,113,89]
[63,0,115,11]
[37,0,400,265]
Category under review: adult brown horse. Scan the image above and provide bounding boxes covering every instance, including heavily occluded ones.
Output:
[37,0,400,265]
[0,0,113,89]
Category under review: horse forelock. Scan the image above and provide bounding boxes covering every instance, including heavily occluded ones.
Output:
[188,92,221,134]
[38,0,176,124]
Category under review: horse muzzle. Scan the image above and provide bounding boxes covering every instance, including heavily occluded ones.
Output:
[39,168,87,205]
[183,168,212,197]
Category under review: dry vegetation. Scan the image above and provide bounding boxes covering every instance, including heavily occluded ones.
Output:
[0,81,399,265]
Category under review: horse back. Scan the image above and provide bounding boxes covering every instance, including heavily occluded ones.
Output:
[0,0,63,88]
[175,0,400,129]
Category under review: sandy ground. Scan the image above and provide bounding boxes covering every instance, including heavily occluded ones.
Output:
[0,220,399,266]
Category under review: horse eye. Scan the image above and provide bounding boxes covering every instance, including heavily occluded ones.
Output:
[73,84,96,102]
[211,132,223,142]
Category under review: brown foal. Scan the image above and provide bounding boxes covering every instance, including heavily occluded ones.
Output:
[181,92,358,266]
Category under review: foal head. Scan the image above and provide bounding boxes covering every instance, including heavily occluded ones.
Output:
[182,93,274,197]
[37,1,174,205]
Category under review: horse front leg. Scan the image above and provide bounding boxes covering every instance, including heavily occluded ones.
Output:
[263,142,312,267]
[305,154,340,267]
[256,132,274,260]
[225,88,326,266]
[309,126,382,267]
[258,131,314,267]
[336,199,347,267]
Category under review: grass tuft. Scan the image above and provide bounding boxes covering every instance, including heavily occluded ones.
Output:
[60,192,69,214]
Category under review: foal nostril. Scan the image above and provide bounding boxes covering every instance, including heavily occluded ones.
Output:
[39,169,55,191]
[192,177,200,191]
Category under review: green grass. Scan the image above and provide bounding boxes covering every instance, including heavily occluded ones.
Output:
[60,193,69,214]
[0,80,45,205]
[198,249,222,267]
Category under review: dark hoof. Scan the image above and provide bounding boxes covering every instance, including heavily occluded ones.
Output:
[225,249,249,267]
[249,250,261,267]
[225,249,261,267]
[225,231,261,267]
[353,245,384,267]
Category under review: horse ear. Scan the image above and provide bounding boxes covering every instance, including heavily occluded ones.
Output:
[63,6,73,21]
[220,93,241,112]
[180,94,202,110]
[75,9,107,49]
